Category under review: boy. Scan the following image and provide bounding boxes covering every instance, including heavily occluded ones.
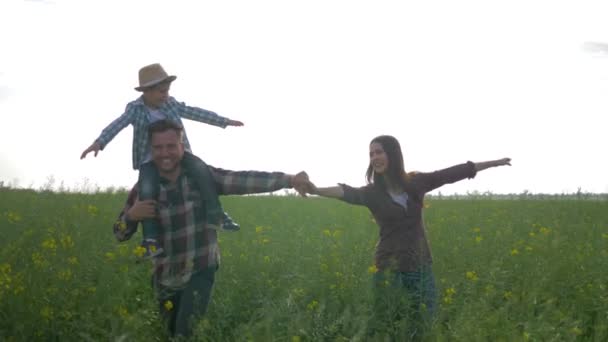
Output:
[81,63,243,258]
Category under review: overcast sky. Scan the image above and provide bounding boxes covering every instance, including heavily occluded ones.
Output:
[1,0,607,194]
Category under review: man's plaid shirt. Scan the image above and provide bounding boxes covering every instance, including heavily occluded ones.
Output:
[113,164,292,289]
[95,96,229,170]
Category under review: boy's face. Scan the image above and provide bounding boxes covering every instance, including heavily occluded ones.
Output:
[142,82,171,109]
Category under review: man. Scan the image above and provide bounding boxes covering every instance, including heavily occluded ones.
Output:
[112,119,311,338]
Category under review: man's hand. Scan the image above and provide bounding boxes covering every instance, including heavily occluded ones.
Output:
[126,199,157,221]
[80,142,101,159]
[291,171,313,197]
[227,120,244,127]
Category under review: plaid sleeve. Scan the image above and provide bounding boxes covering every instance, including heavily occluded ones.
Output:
[96,103,136,149]
[209,166,292,195]
[172,98,230,128]
[113,185,140,242]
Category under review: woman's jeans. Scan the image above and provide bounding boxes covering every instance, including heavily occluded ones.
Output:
[370,264,438,338]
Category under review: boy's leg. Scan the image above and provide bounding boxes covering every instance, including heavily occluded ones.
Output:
[182,153,239,231]
[138,162,164,257]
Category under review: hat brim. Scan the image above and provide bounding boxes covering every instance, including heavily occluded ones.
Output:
[135,75,177,91]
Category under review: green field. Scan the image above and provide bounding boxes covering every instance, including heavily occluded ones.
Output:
[1,189,607,341]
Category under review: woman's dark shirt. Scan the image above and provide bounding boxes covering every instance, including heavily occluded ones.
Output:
[339,162,477,272]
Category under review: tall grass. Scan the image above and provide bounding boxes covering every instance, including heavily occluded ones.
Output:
[1,189,607,341]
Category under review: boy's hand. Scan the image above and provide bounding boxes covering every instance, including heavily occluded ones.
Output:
[80,142,101,159]
[227,120,244,127]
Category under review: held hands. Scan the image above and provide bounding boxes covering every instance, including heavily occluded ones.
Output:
[80,141,101,159]
[227,119,244,127]
[126,199,157,221]
[290,171,316,197]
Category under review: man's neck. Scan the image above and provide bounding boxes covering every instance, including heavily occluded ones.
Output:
[159,166,182,184]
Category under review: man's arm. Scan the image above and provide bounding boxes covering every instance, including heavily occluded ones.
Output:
[209,166,310,196]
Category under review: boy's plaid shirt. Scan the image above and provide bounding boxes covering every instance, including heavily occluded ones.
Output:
[94,96,229,170]
[113,165,292,289]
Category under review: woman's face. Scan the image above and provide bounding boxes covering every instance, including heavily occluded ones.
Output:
[369,142,389,175]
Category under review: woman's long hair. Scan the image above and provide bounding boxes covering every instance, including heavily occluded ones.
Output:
[365,135,408,190]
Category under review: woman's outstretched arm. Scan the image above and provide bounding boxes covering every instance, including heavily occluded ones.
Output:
[310,185,344,199]
[474,158,511,172]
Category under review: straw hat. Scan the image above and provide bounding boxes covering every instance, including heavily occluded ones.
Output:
[135,63,177,91]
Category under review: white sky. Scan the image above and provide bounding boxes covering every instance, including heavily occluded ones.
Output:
[1,0,607,194]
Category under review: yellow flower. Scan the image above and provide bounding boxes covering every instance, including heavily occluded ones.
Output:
[164,300,174,311]
[67,256,78,265]
[255,226,264,234]
[443,296,453,304]
[368,265,378,274]
[13,285,25,295]
[105,252,116,261]
[323,229,331,237]
[40,306,54,320]
[133,246,146,258]
[510,249,519,256]
[58,269,72,281]
[503,291,513,300]
[117,306,129,318]
[292,336,302,342]
[570,327,583,336]
[60,235,74,249]
[6,211,22,223]
[539,227,551,235]
[41,238,58,252]
[32,252,47,268]
[529,232,536,237]
[307,300,319,311]
[87,205,99,216]
[475,236,483,244]
[117,220,127,231]
[465,271,478,281]
[445,287,456,296]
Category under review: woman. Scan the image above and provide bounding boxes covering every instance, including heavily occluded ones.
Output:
[307,135,510,337]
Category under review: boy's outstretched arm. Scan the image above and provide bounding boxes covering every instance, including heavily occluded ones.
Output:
[227,119,244,127]
[80,141,102,159]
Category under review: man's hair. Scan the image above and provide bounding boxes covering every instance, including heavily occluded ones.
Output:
[148,119,184,140]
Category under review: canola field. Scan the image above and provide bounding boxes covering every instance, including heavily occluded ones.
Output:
[1,188,607,341]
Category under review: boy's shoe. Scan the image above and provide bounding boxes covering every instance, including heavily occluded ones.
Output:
[220,212,240,232]
[141,239,165,259]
